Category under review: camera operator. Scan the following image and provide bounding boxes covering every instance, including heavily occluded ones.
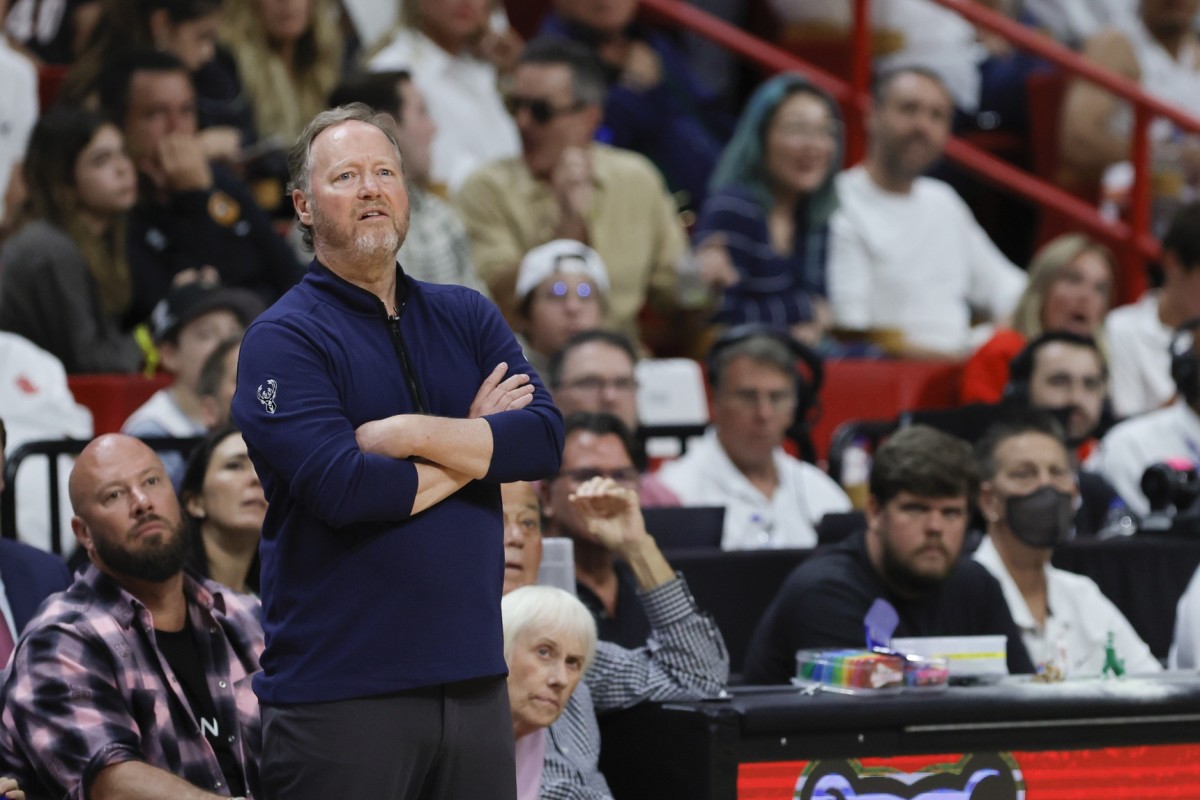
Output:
[1091,318,1200,518]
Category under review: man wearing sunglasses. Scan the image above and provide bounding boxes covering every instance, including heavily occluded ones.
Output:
[456,37,689,346]
[540,411,668,648]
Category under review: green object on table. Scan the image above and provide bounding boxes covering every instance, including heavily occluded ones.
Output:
[1101,632,1125,678]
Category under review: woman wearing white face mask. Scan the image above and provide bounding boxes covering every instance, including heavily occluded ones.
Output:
[502,585,597,800]
[972,410,1160,677]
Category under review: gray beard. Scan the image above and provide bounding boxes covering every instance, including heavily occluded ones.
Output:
[354,227,401,260]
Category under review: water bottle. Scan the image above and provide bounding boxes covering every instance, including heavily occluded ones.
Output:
[841,436,872,510]
[1098,498,1137,539]
[536,538,577,595]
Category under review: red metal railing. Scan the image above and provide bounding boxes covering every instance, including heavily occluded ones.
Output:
[640,0,1200,304]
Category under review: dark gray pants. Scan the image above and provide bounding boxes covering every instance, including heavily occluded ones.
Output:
[260,676,516,800]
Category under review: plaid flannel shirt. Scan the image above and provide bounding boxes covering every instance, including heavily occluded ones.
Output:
[539,575,729,799]
[398,185,489,295]
[1,566,264,799]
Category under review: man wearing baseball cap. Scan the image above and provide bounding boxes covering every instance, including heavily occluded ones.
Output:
[513,239,611,377]
[122,280,262,484]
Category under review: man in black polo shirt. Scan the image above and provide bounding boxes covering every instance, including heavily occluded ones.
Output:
[743,425,1033,684]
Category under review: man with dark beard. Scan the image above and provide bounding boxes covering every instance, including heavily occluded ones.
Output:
[742,425,1033,684]
[0,434,265,800]
[232,103,562,800]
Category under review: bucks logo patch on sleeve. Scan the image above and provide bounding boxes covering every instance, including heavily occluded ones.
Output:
[257,379,279,414]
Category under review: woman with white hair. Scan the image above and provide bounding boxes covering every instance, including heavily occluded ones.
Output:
[502,585,598,800]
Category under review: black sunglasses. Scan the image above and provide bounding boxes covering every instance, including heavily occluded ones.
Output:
[504,95,586,125]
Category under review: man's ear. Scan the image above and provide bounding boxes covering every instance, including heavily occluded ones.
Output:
[198,395,219,430]
[978,480,999,525]
[538,478,555,520]
[864,494,881,536]
[293,189,313,227]
[581,104,603,136]
[158,340,181,375]
[71,516,92,553]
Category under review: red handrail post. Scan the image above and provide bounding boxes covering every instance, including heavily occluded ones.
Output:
[1128,105,1153,303]
[847,0,872,165]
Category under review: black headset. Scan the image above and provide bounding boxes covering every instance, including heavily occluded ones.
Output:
[706,323,824,462]
[1170,317,1200,405]
[1003,330,1115,442]
[1005,330,1105,404]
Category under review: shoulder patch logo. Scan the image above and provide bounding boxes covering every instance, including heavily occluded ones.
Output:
[257,379,278,414]
[208,191,241,227]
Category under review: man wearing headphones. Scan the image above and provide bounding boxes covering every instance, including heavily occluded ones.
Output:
[657,328,850,549]
[1005,331,1110,451]
[1003,331,1123,536]
[1090,317,1200,516]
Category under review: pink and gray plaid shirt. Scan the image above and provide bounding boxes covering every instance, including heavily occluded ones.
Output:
[1,565,264,799]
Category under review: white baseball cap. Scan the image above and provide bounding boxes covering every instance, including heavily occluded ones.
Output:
[515,239,610,302]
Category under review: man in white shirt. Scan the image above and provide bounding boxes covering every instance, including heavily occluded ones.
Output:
[657,328,850,549]
[973,410,1160,676]
[1090,317,1200,516]
[828,67,1027,357]
[366,0,521,192]
[1104,203,1200,418]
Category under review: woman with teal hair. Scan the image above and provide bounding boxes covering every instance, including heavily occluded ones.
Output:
[694,73,843,345]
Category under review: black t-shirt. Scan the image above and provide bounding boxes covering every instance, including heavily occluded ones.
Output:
[576,561,651,649]
[156,623,246,796]
[742,530,1035,684]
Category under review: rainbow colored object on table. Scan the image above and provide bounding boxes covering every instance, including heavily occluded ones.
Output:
[796,648,950,691]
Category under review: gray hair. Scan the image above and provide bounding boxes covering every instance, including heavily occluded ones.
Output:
[502,585,597,673]
[287,102,405,249]
[710,333,796,392]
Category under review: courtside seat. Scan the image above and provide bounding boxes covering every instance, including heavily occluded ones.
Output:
[67,373,173,435]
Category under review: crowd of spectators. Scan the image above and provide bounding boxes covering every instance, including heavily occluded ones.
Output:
[6,0,1200,798]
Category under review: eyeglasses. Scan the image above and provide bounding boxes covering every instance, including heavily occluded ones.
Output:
[560,376,638,394]
[504,95,587,125]
[540,281,597,301]
[723,388,796,411]
[557,467,641,486]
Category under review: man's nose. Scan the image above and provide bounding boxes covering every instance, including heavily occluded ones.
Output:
[1065,381,1089,408]
[358,172,381,196]
[129,486,154,515]
[166,109,191,134]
